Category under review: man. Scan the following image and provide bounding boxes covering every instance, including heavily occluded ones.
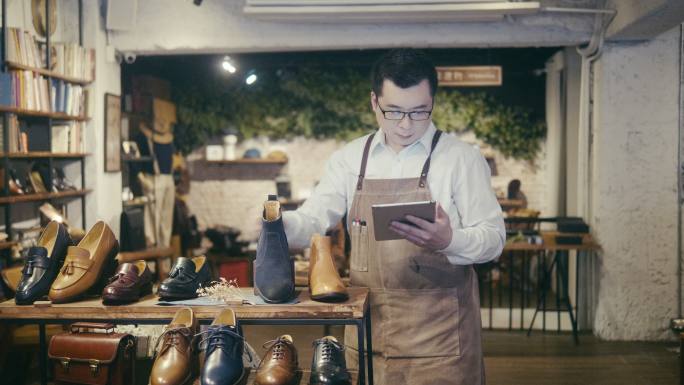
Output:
[283,49,505,385]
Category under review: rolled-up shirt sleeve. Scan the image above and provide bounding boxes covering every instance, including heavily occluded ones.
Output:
[282,150,348,250]
[441,149,505,265]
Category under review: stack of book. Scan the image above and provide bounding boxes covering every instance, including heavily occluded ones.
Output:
[51,122,85,153]
[0,71,88,117]
[0,115,28,153]
[6,27,95,82]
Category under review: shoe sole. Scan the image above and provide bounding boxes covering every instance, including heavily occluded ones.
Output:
[253,285,295,304]
[310,292,349,303]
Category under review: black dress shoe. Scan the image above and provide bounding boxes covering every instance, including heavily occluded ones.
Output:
[309,336,351,385]
[15,221,71,305]
[254,195,295,303]
[200,309,246,385]
[157,255,211,301]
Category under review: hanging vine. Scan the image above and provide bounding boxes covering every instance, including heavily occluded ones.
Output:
[172,67,546,161]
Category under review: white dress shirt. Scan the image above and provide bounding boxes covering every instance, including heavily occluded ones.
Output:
[283,123,505,265]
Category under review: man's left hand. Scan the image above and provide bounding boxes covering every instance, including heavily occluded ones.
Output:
[389,203,452,250]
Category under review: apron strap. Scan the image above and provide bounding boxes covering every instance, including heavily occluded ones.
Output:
[419,130,442,188]
[356,133,376,191]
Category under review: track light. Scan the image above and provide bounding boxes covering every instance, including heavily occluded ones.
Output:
[221,56,237,73]
[245,70,257,85]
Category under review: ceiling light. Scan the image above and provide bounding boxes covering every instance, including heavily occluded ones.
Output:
[221,56,237,73]
[245,71,258,85]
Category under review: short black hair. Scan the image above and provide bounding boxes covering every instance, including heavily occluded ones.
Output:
[371,49,438,97]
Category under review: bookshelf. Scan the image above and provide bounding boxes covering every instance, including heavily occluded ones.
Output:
[0,0,91,240]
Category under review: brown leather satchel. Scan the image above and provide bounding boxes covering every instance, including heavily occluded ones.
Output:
[48,322,136,385]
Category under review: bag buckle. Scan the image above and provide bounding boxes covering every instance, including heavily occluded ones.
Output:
[88,359,100,376]
[60,358,70,372]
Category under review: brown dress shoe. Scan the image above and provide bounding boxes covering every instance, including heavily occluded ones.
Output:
[255,334,300,385]
[102,260,153,305]
[309,234,348,302]
[150,308,199,385]
[49,221,119,303]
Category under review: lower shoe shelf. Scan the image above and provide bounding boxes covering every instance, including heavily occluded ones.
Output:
[242,369,359,385]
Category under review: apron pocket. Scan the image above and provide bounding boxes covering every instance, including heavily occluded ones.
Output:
[350,224,368,272]
[384,287,460,358]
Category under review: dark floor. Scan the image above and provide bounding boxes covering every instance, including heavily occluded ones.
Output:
[9,327,680,385]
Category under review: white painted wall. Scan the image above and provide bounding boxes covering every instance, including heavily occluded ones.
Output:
[591,26,681,340]
[82,0,122,235]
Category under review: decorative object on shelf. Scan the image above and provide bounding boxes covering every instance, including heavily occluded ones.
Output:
[266,149,288,162]
[205,143,224,161]
[275,174,292,199]
[121,140,141,159]
[52,166,77,191]
[31,0,57,38]
[223,132,238,160]
[197,277,248,304]
[105,93,122,172]
[243,148,261,159]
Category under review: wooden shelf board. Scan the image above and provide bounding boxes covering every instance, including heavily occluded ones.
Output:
[6,61,93,85]
[0,287,370,320]
[205,159,288,165]
[0,189,91,204]
[0,241,17,250]
[0,152,88,159]
[0,106,89,121]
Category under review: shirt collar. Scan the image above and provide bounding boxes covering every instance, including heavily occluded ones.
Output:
[371,122,437,156]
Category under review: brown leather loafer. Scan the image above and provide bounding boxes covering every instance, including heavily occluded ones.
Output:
[102,260,153,305]
[151,307,199,385]
[255,334,300,385]
[49,221,119,304]
[309,234,348,303]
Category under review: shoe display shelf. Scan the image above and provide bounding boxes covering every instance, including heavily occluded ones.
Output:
[0,287,374,385]
[0,0,92,240]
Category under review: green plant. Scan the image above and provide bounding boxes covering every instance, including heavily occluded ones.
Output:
[172,68,546,160]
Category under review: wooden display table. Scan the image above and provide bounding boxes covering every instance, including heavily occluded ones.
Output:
[502,231,600,345]
[0,287,373,385]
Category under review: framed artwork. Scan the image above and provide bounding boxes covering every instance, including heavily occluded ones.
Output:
[104,93,121,172]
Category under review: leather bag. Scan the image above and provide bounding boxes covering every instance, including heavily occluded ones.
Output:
[120,205,146,252]
[48,322,136,385]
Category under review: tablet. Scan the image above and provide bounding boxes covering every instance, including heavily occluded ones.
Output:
[371,200,436,241]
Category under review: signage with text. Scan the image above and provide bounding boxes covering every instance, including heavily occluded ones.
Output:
[436,66,502,87]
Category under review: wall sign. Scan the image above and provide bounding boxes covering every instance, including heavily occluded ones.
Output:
[436,66,502,87]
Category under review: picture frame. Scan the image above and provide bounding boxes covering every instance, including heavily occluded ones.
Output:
[104,93,122,172]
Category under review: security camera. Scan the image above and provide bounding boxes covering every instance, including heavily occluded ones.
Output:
[193,0,203,5]
[124,53,137,64]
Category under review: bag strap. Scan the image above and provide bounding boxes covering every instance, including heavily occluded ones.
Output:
[70,322,115,333]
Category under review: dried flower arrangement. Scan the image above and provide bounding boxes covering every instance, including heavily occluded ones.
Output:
[197,278,252,305]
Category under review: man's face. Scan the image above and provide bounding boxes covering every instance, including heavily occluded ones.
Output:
[371,78,433,153]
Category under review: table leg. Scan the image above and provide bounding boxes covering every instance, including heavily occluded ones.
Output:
[557,253,580,345]
[39,322,47,385]
[357,319,366,385]
[365,309,374,385]
[527,255,558,337]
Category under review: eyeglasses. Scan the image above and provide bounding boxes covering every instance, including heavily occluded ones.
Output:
[376,103,432,121]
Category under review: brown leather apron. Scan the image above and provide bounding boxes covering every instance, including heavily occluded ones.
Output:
[344,131,485,385]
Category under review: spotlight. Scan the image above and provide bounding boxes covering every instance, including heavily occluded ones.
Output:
[245,70,257,85]
[221,56,236,73]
